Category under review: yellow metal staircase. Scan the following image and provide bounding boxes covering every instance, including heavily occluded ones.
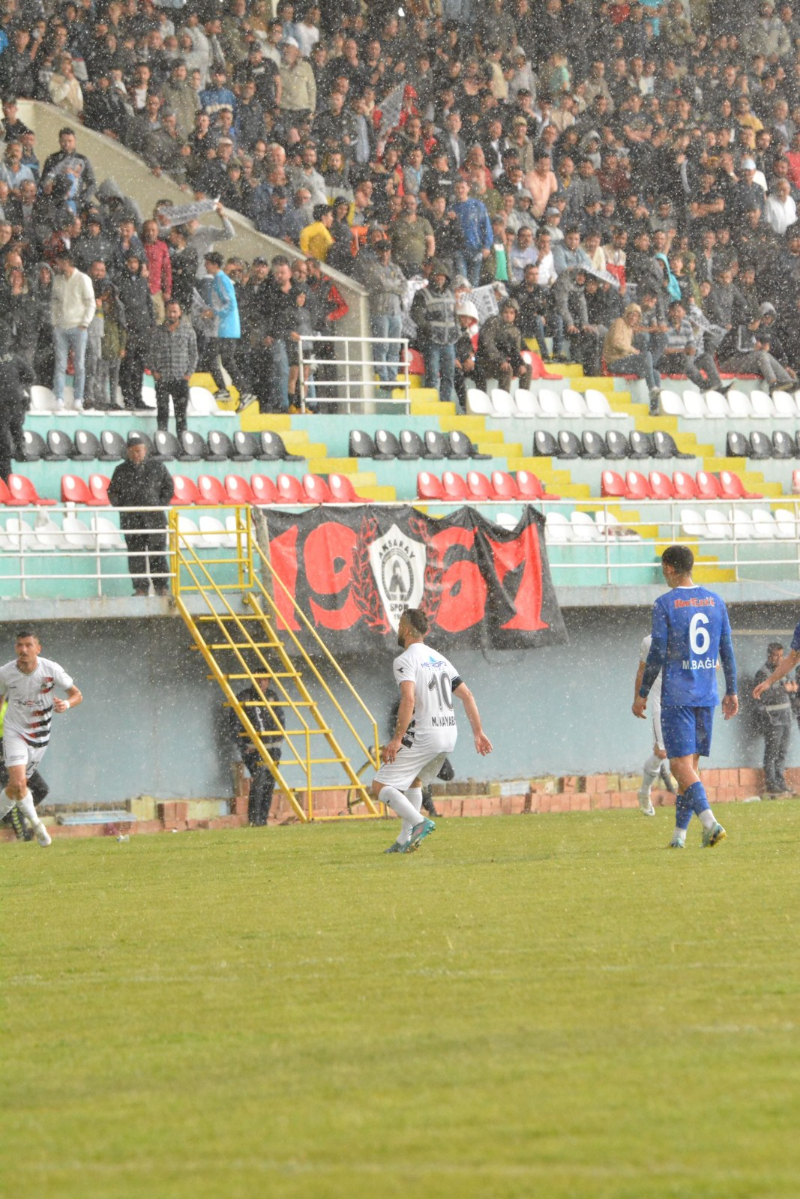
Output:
[169,507,381,822]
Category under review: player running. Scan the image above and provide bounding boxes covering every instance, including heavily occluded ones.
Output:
[633,634,678,816]
[372,607,492,854]
[0,629,83,847]
[632,545,738,848]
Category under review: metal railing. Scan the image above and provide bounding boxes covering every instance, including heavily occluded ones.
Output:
[298,334,411,413]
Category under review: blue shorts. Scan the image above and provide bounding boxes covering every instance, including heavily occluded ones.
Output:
[661,704,715,759]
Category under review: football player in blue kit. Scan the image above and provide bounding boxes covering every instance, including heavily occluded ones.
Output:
[632,545,739,848]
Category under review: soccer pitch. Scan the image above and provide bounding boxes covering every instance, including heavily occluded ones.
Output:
[4,806,800,1199]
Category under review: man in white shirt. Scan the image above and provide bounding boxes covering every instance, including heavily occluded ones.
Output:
[633,633,677,816]
[533,228,558,287]
[371,608,492,853]
[765,179,797,236]
[51,250,96,411]
[0,629,83,846]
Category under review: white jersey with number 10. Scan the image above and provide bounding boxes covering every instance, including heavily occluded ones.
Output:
[393,642,462,734]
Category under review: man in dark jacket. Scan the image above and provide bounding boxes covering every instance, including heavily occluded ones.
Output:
[107,434,174,596]
[0,319,34,482]
[410,260,459,403]
[117,254,155,411]
[229,677,285,826]
[475,298,531,391]
[753,642,796,796]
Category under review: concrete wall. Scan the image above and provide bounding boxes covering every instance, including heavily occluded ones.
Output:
[24,601,798,807]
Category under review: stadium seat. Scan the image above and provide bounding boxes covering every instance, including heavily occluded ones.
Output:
[449,430,491,460]
[561,389,588,418]
[601,469,626,498]
[231,430,258,462]
[533,430,559,457]
[61,474,92,504]
[570,511,602,541]
[794,434,800,458]
[490,388,515,417]
[21,429,47,462]
[557,430,582,458]
[88,474,111,505]
[604,430,630,459]
[772,430,796,459]
[349,429,376,459]
[719,470,762,499]
[302,474,332,503]
[544,511,572,542]
[648,471,674,499]
[491,471,519,500]
[581,430,606,459]
[373,429,401,459]
[417,471,444,500]
[466,470,493,501]
[8,474,55,505]
[494,512,519,530]
[732,509,754,539]
[99,429,126,461]
[514,389,537,417]
[153,430,180,461]
[624,471,652,500]
[696,470,722,499]
[251,474,279,504]
[703,390,729,419]
[672,471,699,499]
[775,508,797,538]
[197,475,227,505]
[188,386,219,414]
[197,515,227,547]
[727,390,753,419]
[206,430,233,461]
[179,431,207,461]
[628,430,653,459]
[0,477,13,504]
[771,390,796,420]
[704,508,732,539]
[261,431,303,461]
[45,429,74,461]
[681,507,707,538]
[399,430,426,459]
[585,388,621,419]
[516,470,557,500]
[172,475,211,505]
[749,390,774,418]
[272,473,303,503]
[751,508,777,538]
[73,429,101,461]
[536,388,562,418]
[653,430,692,459]
[224,475,256,504]
[29,384,57,412]
[748,430,773,459]
[726,431,751,458]
[659,391,685,416]
[61,514,93,550]
[442,470,469,500]
[466,388,492,415]
[682,390,706,419]
[424,430,450,458]
[328,473,367,502]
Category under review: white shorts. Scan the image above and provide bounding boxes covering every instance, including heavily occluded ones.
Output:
[651,698,665,753]
[374,731,457,792]
[4,732,47,779]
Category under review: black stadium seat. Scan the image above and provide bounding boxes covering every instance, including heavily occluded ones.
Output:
[153,429,180,460]
[533,430,559,457]
[448,430,491,460]
[748,431,773,460]
[628,430,653,458]
[772,430,796,459]
[424,430,449,458]
[73,429,101,461]
[98,429,126,461]
[604,430,630,459]
[581,430,605,459]
[374,429,401,459]
[557,429,581,458]
[206,430,233,461]
[21,429,47,462]
[260,430,303,461]
[231,430,258,461]
[399,429,426,459]
[349,429,376,459]
[180,430,207,461]
[652,429,693,460]
[726,431,750,458]
[128,430,153,453]
[45,429,74,461]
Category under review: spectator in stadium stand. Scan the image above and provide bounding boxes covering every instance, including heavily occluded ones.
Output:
[0,318,34,484]
[107,434,175,598]
[355,238,406,386]
[51,251,96,413]
[254,255,300,414]
[118,253,155,412]
[475,297,531,392]
[146,300,199,438]
[299,203,334,260]
[603,304,662,410]
[410,260,458,405]
[201,252,254,410]
[141,219,171,325]
[391,194,436,278]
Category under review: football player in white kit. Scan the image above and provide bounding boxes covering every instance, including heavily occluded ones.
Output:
[0,629,83,846]
[633,633,677,816]
[371,608,493,854]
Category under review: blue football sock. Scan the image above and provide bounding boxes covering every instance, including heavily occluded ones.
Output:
[685,780,710,816]
[675,792,693,831]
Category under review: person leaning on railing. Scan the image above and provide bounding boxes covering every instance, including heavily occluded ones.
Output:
[107,434,175,598]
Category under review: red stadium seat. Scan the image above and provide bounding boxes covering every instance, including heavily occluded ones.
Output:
[601,469,626,499]
[625,471,652,500]
[224,475,256,504]
[0,477,11,504]
[491,470,519,500]
[696,470,722,499]
[88,474,111,506]
[516,470,556,500]
[61,474,92,504]
[404,348,425,375]
[672,471,699,500]
[8,474,56,505]
[276,473,306,503]
[648,471,675,499]
[251,474,278,504]
[442,470,469,501]
[197,475,227,505]
[302,473,332,503]
[719,470,762,500]
[466,470,493,501]
[171,475,211,505]
[328,473,367,502]
[417,471,444,500]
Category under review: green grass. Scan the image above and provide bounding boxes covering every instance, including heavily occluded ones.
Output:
[3,805,800,1199]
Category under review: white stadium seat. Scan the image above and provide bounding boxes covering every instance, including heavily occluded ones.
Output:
[682,390,706,419]
[466,388,492,416]
[660,390,685,416]
[544,511,572,542]
[726,389,753,419]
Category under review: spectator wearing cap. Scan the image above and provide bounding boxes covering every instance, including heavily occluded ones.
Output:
[258,186,295,242]
[355,239,406,386]
[202,252,254,409]
[411,260,458,404]
[107,434,175,598]
[299,203,334,260]
[731,158,767,226]
[279,37,316,126]
[51,251,96,412]
[146,300,198,437]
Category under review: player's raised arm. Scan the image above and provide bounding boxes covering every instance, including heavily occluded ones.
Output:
[382,679,415,764]
[453,681,493,755]
[53,684,82,714]
[753,647,800,699]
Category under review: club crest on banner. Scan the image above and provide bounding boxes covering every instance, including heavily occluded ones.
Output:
[368,523,427,630]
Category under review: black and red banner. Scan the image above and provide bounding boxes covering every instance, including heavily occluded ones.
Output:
[263,505,568,653]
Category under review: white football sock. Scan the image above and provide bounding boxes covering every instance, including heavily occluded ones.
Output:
[699,809,716,831]
[640,754,661,796]
[0,788,14,820]
[17,789,41,828]
[397,786,424,845]
[379,785,423,827]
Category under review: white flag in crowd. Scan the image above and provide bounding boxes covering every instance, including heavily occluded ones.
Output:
[157,197,219,230]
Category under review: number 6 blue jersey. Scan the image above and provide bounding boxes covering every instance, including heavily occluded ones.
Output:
[639,585,737,708]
